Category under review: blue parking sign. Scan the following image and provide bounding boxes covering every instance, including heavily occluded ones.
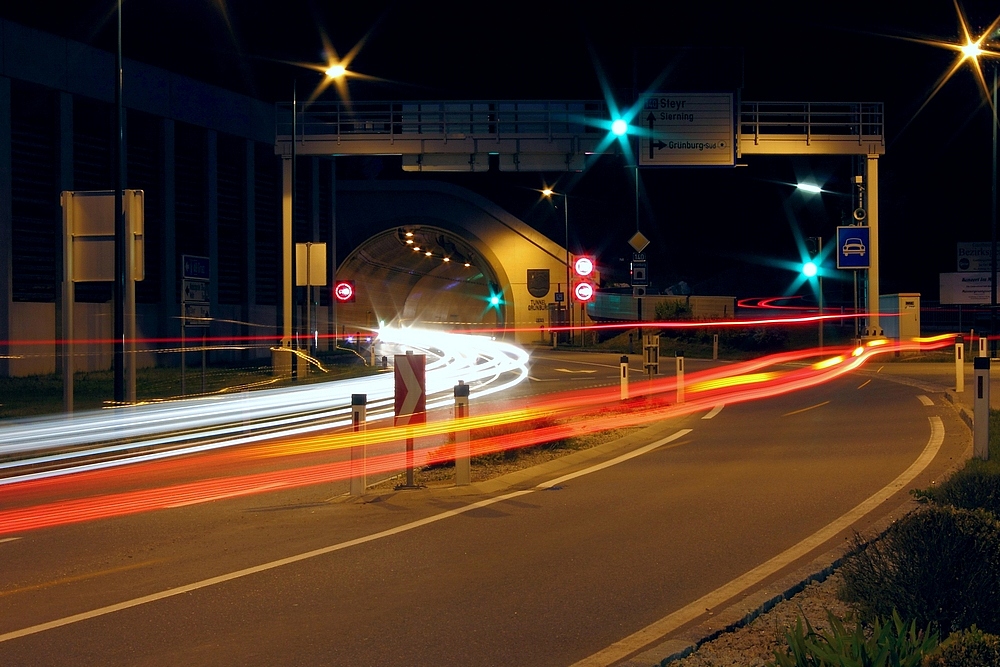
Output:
[837,226,870,269]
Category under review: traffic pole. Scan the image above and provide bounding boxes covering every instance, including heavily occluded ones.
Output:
[350,393,367,496]
[974,357,990,460]
[956,336,965,393]
[676,351,685,404]
[454,381,471,486]
[620,355,629,400]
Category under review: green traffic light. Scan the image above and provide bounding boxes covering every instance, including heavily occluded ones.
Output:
[611,119,628,136]
[802,261,818,277]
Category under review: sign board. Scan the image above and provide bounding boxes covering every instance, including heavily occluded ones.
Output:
[554,291,564,303]
[182,255,210,280]
[629,231,650,253]
[631,252,648,286]
[638,93,734,167]
[333,280,355,302]
[63,189,145,282]
[958,242,993,272]
[527,269,550,298]
[940,272,995,304]
[182,279,208,303]
[295,242,327,286]
[836,226,870,269]
[183,302,210,327]
[394,354,427,426]
[574,281,595,302]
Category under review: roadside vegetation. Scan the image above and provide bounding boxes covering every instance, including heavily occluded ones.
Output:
[764,413,1000,667]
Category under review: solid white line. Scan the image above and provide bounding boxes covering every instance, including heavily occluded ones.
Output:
[570,416,945,667]
[537,430,692,490]
[0,427,697,643]
[701,405,725,420]
[917,395,934,406]
[0,488,535,643]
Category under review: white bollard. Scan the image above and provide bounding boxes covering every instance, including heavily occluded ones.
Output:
[620,355,629,400]
[955,338,965,393]
[713,334,719,361]
[350,393,367,496]
[454,381,471,485]
[981,335,989,358]
[676,351,685,404]
[974,357,990,460]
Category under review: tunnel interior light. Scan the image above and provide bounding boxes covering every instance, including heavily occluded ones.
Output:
[413,246,420,251]
[464,262,471,267]
[425,251,432,256]
[796,183,822,194]
[405,231,414,237]
[406,239,414,245]
[443,257,450,262]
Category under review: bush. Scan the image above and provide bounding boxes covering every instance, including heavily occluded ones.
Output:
[768,609,938,667]
[839,505,1000,634]
[923,627,1000,666]
[918,467,1000,517]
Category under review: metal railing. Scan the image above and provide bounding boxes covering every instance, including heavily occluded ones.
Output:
[739,101,883,143]
[276,100,610,142]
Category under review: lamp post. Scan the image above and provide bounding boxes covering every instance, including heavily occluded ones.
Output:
[543,188,572,345]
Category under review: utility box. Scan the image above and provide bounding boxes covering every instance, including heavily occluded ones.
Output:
[879,293,921,340]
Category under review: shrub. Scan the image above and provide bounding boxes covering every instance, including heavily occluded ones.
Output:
[768,609,938,667]
[918,467,1000,517]
[923,626,1000,666]
[839,505,1000,634]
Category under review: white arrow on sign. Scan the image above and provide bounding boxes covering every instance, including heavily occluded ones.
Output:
[394,354,426,425]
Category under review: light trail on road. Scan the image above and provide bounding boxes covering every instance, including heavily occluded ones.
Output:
[0,328,529,484]
[0,334,954,536]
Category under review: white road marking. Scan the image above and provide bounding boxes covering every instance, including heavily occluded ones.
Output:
[917,395,934,406]
[0,428,694,643]
[0,537,22,545]
[701,405,724,420]
[554,368,597,374]
[571,416,946,667]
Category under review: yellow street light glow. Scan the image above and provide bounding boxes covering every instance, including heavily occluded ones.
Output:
[962,41,983,59]
[542,188,554,197]
[406,239,414,244]
[325,63,347,79]
[413,246,420,251]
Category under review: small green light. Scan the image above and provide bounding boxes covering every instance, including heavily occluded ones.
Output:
[490,296,500,306]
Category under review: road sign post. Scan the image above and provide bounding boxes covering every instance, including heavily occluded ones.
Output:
[454,381,471,486]
[350,393,367,496]
[394,352,426,489]
[974,357,990,460]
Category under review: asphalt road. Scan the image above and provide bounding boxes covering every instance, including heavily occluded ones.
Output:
[0,356,969,666]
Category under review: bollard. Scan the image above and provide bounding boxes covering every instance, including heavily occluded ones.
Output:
[350,393,367,496]
[981,335,989,358]
[454,381,471,485]
[713,334,719,361]
[974,357,990,460]
[676,351,685,404]
[620,355,629,400]
[955,336,965,393]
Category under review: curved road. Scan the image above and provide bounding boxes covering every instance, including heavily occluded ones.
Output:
[0,360,969,666]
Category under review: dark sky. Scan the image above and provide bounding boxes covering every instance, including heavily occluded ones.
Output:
[4,1,1000,303]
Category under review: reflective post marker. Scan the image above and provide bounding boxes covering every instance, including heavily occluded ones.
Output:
[620,355,629,401]
[454,381,471,486]
[676,351,685,404]
[713,334,719,361]
[974,357,990,460]
[350,393,367,496]
[956,336,965,393]
[981,335,989,358]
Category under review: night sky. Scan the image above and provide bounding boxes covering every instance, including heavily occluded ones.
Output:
[4,1,1000,305]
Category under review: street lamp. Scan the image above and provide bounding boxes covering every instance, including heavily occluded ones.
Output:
[542,188,572,344]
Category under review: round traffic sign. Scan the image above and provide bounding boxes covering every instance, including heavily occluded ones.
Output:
[334,281,355,302]
[574,281,595,302]
[574,257,594,277]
